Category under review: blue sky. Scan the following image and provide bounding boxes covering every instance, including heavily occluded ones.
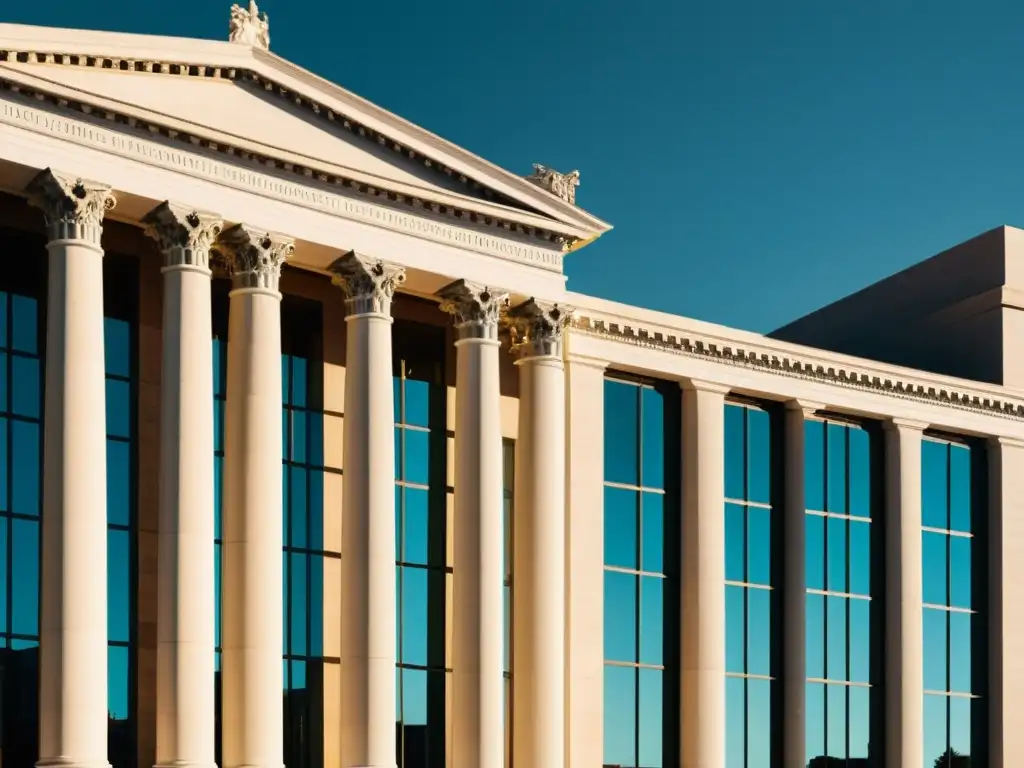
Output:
[9,0,1024,331]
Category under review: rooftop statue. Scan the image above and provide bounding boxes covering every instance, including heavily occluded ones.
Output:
[525,164,580,205]
[229,0,270,50]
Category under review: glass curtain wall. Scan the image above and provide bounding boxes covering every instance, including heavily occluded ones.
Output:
[724,402,775,768]
[922,437,983,767]
[393,320,446,768]
[602,375,678,768]
[803,418,876,765]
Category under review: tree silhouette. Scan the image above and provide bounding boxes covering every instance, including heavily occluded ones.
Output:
[933,747,971,767]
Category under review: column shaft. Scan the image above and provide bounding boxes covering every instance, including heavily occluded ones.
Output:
[679,380,728,768]
[145,203,221,768]
[330,252,404,768]
[440,281,507,768]
[508,300,570,768]
[884,418,926,768]
[781,401,820,768]
[29,170,115,768]
[220,226,293,768]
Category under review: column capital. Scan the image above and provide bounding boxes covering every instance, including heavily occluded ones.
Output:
[885,416,929,434]
[143,201,223,273]
[785,398,825,417]
[26,168,115,245]
[329,251,405,317]
[438,279,509,342]
[680,377,730,395]
[217,224,294,293]
[506,299,573,360]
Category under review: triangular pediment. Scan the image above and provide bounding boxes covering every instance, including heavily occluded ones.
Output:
[0,22,611,249]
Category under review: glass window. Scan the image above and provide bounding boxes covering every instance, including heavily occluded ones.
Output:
[804,418,875,766]
[921,437,982,766]
[724,402,777,768]
[603,377,672,768]
[394,352,448,768]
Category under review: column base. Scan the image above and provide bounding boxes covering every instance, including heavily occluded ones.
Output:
[155,763,219,768]
[37,760,112,768]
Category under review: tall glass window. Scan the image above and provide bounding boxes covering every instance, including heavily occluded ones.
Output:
[922,437,981,766]
[603,376,672,768]
[724,402,774,768]
[502,438,514,768]
[0,285,43,767]
[281,301,329,768]
[393,324,447,768]
[213,328,226,767]
[804,419,874,765]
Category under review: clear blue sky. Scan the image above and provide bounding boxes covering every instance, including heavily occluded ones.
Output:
[8,0,1024,332]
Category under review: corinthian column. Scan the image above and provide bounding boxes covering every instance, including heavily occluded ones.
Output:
[329,252,405,768]
[27,169,116,768]
[438,280,508,768]
[144,203,222,768]
[218,224,294,768]
[506,299,571,768]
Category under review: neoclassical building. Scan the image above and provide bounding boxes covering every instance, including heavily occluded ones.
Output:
[0,6,1020,768]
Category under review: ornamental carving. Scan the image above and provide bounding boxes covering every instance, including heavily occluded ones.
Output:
[329,252,406,316]
[229,0,270,50]
[142,202,223,271]
[506,299,573,358]
[438,280,510,341]
[217,224,294,292]
[25,168,116,244]
[525,164,580,205]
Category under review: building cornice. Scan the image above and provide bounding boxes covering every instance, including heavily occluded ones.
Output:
[571,315,1024,420]
[0,42,607,246]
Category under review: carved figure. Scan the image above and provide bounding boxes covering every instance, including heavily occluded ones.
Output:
[229,0,270,50]
[525,164,580,205]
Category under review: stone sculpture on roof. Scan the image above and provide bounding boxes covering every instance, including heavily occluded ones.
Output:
[229,0,270,50]
[525,164,580,205]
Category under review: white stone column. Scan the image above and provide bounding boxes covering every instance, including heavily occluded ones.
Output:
[506,300,571,768]
[884,418,926,768]
[438,280,508,768]
[563,353,607,768]
[329,253,405,768]
[28,169,115,768]
[781,400,821,768]
[143,203,222,768]
[679,379,729,768]
[988,435,1024,767]
[219,224,294,768]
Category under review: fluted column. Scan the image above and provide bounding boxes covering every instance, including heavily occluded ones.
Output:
[884,418,926,768]
[330,252,405,768]
[781,400,822,768]
[679,379,729,768]
[143,203,222,768]
[506,299,570,768]
[219,225,294,768]
[27,169,116,768]
[439,280,508,768]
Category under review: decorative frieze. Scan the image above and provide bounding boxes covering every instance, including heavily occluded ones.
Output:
[217,224,294,292]
[142,201,223,271]
[572,315,1024,420]
[438,279,510,341]
[25,168,115,244]
[506,299,573,359]
[329,252,406,316]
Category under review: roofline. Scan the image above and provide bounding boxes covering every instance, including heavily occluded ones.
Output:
[0,22,613,238]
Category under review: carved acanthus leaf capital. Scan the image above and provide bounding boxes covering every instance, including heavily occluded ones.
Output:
[217,224,294,292]
[438,279,510,341]
[329,252,406,316]
[143,202,223,271]
[506,299,573,358]
[26,168,116,245]
[525,164,580,205]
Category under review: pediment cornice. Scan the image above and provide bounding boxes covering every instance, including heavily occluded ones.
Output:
[0,25,611,250]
